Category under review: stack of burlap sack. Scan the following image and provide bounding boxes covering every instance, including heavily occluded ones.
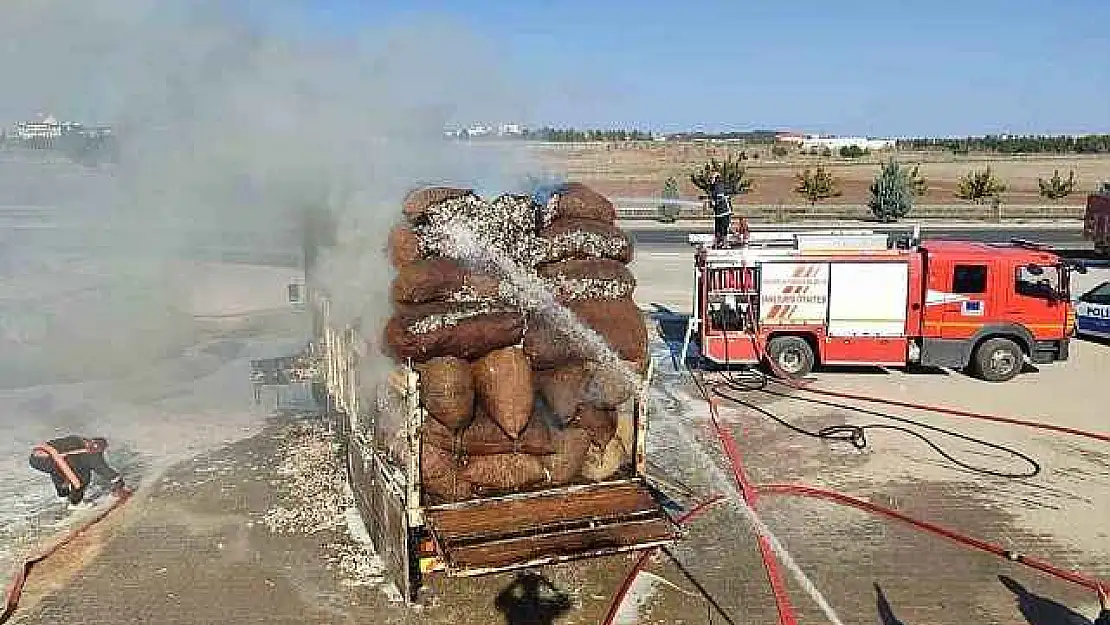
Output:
[384,183,649,503]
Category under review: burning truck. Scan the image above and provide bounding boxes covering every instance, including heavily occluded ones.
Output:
[311,183,678,602]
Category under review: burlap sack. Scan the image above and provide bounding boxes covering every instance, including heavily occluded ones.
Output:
[422,415,460,452]
[534,363,588,421]
[540,218,633,264]
[568,298,648,363]
[472,346,533,439]
[384,303,524,362]
[417,356,474,430]
[551,183,617,224]
[402,187,474,223]
[460,453,550,491]
[523,317,582,369]
[574,404,617,448]
[422,444,473,502]
[388,224,424,268]
[392,258,500,304]
[541,426,591,485]
[583,361,635,409]
[537,259,635,285]
[537,259,636,302]
[461,408,554,456]
[580,437,626,482]
[615,400,636,455]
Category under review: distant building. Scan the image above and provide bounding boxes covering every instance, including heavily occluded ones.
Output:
[498,123,523,137]
[466,124,493,137]
[15,115,65,141]
[775,131,806,144]
[800,135,895,151]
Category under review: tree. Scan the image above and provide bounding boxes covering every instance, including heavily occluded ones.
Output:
[658,176,681,223]
[689,154,754,197]
[869,159,925,222]
[1037,169,1077,200]
[839,145,868,158]
[771,145,788,158]
[795,165,842,205]
[907,163,928,197]
[956,166,1007,203]
[820,146,833,158]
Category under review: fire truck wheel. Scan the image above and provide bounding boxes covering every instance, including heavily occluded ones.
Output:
[972,337,1023,382]
[766,336,815,379]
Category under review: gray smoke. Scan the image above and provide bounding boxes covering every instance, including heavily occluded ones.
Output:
[0,0,557,387]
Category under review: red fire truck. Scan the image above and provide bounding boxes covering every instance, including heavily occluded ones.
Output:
[684,230,1075,382]
[1082,185,1110,255]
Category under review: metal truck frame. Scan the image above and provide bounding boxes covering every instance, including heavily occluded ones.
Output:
[311,294,679,603]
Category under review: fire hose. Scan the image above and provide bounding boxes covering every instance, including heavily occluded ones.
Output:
[1,489,132,624]
[601,495,727,625]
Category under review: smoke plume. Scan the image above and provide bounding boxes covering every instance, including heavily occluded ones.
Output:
[0,0,554,387]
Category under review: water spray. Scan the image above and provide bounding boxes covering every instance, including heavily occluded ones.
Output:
[436,222,844,625]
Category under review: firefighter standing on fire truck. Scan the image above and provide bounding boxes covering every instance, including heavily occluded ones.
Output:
[708,170,733,248]
[28,435,127,505]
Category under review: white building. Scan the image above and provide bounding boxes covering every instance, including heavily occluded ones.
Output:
[498,123,523,136]
[15,115,63,140]
[800,135,896,151]
[775,131,806,144]
[466,124,493,137]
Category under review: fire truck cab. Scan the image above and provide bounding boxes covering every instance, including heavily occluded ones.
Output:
[687,231,1074,382]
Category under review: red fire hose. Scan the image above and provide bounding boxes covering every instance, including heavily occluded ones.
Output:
[781,383,1110,444]
[601,495,726,625]
[1,489,132,624]
[756,483,1105,591]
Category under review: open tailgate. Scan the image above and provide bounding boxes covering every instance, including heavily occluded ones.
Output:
[425,479,677,576]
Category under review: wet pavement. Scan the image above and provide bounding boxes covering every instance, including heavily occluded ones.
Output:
[10,403,1107,625]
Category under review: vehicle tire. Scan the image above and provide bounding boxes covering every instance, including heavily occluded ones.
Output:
[765,336,815,379]
[972,337,1023,382]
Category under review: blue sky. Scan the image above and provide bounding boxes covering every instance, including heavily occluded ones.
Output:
[280,0,1108,137]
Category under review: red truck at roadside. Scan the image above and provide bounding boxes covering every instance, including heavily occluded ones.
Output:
[688,230,1075,382]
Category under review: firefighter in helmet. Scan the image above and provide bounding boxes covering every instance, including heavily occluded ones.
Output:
[708,169,733,248]
[29,435,127,505]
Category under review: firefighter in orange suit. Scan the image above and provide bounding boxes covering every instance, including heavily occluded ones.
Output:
[29,436,126,505]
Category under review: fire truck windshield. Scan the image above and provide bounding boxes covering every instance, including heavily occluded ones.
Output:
[1016,263,1066,300]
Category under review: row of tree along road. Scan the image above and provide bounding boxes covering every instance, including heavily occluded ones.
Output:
[656,153,1086,223]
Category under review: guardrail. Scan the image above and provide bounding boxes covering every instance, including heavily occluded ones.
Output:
[614,198,1084,222]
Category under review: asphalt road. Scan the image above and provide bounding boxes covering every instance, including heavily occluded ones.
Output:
[626,225,1090,250]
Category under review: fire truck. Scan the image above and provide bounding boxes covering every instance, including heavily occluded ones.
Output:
[684,230,1076,382]
[1082,184,1110,255]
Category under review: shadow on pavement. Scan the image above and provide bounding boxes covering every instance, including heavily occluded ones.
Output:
[999,575,1098,625]
[494,571,573,625]
[875,583,907,625]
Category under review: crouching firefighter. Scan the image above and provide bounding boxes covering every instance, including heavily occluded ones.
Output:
[29,436,127,505]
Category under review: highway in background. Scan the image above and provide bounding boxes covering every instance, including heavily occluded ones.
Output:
[626,225,1090,250]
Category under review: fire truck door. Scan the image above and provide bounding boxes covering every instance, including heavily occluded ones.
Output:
[924,259,990,340]
[1008,262,1066,339]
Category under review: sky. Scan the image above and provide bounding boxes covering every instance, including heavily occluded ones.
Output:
[6,0,1107,137]
[269,0,1109,137]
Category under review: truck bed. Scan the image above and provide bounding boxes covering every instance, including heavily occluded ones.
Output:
[425,479,677,576]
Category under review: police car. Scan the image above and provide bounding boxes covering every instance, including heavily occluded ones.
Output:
[1074,281,1110,339]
